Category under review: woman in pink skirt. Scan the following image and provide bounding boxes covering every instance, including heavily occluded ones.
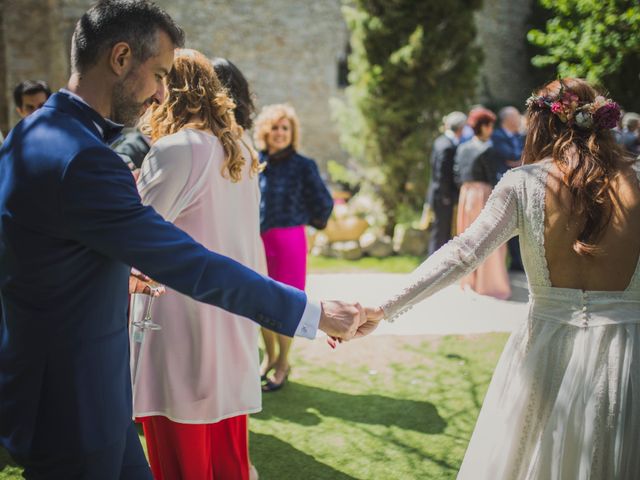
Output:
[254,104,333,392]
[454,107,511,300]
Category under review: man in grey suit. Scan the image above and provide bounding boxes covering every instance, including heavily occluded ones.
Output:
[426,111,467,256]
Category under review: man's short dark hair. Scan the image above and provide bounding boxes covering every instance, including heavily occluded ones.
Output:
[71,0,185,74]
[13,80,52,108]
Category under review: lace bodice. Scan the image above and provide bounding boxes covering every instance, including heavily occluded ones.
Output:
[381,161,640,321]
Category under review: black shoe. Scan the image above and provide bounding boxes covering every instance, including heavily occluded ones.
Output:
[260,363,275,382]
[261,368,290,393]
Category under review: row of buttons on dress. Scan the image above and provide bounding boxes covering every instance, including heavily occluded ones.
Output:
[580,291,589,327]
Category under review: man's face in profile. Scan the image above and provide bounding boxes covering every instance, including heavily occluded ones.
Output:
[17,91,49,118]
[111,30,174,127]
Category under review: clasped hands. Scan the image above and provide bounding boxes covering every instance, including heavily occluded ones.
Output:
[318,300,384,345]
[129,269,384,343]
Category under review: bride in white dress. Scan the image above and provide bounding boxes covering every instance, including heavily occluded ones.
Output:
[364,78,640,479]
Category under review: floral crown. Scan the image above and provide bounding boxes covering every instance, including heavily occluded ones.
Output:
[525,84,621,131]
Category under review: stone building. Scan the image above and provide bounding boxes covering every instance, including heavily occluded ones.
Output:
[0,0,534,167]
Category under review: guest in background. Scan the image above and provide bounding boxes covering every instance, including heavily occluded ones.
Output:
[426,111,467,256]
[213,58,255,133]
[132,49,264,480]
[212,56,260,480]
[13,80,51,119]
[112,126,152,173]
[492,106,525,271]
[619,112,640,156]
[255,104,333,392]
[454,107,511,299]
[492,106,524,177]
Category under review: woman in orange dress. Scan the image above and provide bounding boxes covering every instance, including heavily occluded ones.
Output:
[454,107,511,299]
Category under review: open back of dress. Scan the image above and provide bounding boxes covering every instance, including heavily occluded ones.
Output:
[380,159,640,479]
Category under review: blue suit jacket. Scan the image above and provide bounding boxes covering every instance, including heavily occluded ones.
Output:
[491,127,524,178]
[0,92,306,456]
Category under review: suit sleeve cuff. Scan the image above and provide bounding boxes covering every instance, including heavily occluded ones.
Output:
[294,299,321,339]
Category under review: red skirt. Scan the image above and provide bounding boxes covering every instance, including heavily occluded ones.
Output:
[139,415,249,480]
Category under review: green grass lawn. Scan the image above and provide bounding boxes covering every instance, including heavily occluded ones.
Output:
[0,333,508,479]
[249,334,508,479]
[308,255,422,273]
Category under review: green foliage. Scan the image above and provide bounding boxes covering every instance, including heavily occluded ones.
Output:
[528,0,640,109]
[333,0,483,234]
[327,159,362,194]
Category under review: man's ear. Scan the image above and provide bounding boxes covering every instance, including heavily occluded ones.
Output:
[109,42,133,77]
[16,106,26,119]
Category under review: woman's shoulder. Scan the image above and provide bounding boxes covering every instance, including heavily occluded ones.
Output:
[151,129,193,150]
[144,130,197,174]
[292,152,321,172]
[457,140,482,159]
[291,151,315,163]
[500,160,552,192]
[456,140,473,153]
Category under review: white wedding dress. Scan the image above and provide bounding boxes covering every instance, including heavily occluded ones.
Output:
[380,160,640,479]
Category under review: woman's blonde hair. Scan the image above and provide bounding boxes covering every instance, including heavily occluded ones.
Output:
[253,103,301,152]
[148,49,259,182]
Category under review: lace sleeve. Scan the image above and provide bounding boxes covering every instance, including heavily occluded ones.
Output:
[381,170,521,321]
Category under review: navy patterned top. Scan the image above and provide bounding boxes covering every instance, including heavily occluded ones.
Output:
[259,147,334,233]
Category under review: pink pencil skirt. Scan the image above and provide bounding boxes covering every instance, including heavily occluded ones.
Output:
[261,225,307,290]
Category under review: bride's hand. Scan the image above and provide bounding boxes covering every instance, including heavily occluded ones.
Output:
[354,306,384,338]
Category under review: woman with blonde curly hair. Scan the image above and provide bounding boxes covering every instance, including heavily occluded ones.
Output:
[254,104,333,392]
[130,49,262,480]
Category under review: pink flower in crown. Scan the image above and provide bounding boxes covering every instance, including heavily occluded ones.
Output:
[551,101,569,123]
[551,102,564,114]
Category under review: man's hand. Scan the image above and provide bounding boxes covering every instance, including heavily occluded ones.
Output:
[319,300,366,341]
[355,306,384,338]
[129,268,165,297]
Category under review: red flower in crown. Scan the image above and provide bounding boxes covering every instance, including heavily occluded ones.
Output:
[593,102,621,130]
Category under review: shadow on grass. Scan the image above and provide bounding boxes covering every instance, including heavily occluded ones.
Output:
[257,382,446,435]
[250,432,356,480]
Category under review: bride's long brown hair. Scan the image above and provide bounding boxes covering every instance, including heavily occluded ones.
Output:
[522,78,632,256]
[148,49,259,182]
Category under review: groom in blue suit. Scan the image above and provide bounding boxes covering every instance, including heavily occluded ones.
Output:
[0,1,366,478]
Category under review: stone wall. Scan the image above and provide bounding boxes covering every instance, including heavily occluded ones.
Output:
[0,0,534,162]
[158,0,350,168]
[1,0,350,167]
[2,0,69,132]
